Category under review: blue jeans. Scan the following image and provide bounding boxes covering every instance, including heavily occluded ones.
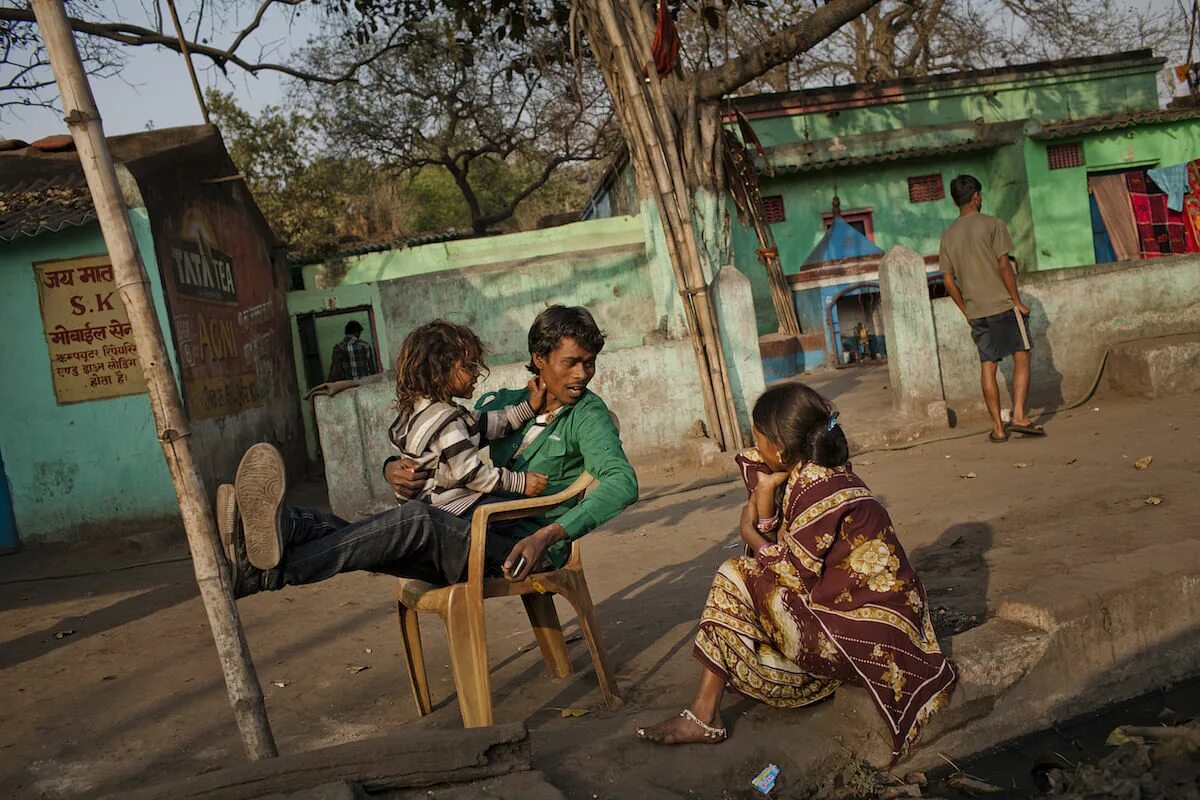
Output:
[272,501,518,589]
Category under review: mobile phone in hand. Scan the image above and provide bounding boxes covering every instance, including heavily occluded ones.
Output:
[510,554,528,578]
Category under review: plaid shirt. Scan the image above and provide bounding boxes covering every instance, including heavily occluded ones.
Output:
[331,335,376,380]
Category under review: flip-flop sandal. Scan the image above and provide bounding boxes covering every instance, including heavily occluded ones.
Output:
[1008,422,1046,437]
[988,431,1009,443]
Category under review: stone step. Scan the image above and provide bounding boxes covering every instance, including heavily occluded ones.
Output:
[1106,332,1200,399]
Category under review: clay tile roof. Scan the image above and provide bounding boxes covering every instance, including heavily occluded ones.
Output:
[0,139,29,152]
[0,174,95,242]
[1031,107,1200,139]
[30,134,76,152]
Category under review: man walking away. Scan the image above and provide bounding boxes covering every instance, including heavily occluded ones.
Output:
[328,320,378,381]
[939,175,1046,443]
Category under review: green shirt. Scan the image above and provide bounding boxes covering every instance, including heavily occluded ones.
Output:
[475,387,639,567]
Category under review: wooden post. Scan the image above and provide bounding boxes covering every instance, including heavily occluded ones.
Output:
[30,0,277,761]
[588,0,743,451]
[164,0,211,125]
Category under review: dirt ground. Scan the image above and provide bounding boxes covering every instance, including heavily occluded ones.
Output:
[1,383,1197,799]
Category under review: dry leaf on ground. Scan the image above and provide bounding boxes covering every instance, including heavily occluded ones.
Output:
[1135,456,1153,470]
[559,707,590,718]
[1145,496,1165,506]
[347,665,370,674]
[961,472,977,479]
[1013,462,1029,468]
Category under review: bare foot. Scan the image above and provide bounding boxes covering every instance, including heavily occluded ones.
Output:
[636,709,726,744]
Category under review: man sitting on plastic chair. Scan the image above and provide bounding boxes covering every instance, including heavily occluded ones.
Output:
[217,305,639,596]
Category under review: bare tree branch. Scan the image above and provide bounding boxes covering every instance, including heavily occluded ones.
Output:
[698,0,884,98]
[0,4,401,85]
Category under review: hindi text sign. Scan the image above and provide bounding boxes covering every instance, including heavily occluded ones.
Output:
[34,255,147,403]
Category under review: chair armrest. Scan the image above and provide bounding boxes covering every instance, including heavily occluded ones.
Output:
[464,471,595,587]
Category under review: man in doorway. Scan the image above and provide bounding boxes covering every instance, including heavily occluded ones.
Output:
[328,320,377,381]
[218,305,638,594]
[939,175,1046,442]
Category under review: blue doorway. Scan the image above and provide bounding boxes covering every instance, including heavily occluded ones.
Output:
[0,449,18,554]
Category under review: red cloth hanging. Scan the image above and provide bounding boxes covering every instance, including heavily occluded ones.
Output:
[650,1,681,75]
[1127,170,1195,257]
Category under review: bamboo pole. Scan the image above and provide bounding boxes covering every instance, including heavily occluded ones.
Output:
[617,0,742,448]
[584,3,728,448]
[593,0,742,450]
[164,0,211,125]
[30,0,277,761]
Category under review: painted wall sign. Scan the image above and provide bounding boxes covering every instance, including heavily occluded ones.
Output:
[33,254,147,404]
[169,238,238,303]
[163,208,272,420]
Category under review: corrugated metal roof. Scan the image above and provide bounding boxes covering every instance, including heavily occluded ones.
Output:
[0,174,95,242]
[1031,107,1200,139]
[769,134,1017,175]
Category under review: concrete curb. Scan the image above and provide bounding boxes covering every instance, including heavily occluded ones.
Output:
[537,554,1200,797]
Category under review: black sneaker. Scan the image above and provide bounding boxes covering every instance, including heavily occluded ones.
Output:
[234,443,287,571]
[216,482,261,598]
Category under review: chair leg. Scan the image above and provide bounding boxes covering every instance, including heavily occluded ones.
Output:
[560,572,623,710]
[443,589,494,728]
[521,593,573,678]
[396,601,432,716]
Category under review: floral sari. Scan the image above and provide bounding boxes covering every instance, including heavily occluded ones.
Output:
[693,449,956,758]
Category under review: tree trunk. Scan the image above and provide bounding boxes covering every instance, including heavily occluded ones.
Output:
[579,0,743,450]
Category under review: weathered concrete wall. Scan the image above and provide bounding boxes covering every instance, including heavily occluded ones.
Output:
[315,340,708,520]
[0,215,181,544]
[373,243,656,367]
[1106,333,1200,399]
[302,215,646,288]
[288,235,663,461]
[928,255,1200,416]
[880,246,943,416]
[712,264,766,439]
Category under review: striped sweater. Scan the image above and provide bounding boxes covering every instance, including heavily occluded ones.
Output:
[388,397,536,516]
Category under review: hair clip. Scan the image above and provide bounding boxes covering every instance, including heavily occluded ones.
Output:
[827,411,840,431]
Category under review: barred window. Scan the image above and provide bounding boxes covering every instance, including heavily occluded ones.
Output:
[762,195,785,224]
[1047,142,1084,170]
[907,174,945,203]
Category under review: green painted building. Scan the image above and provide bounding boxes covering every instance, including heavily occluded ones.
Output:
[0,127,303,548]
[587,50,1200,372]
[728,49,1200,368]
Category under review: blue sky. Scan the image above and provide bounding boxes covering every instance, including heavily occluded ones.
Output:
[0,2,320,141]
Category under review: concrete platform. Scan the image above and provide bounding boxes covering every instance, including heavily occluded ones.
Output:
[1106,332,1200,400]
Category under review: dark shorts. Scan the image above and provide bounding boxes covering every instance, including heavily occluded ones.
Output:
[969,308,1031,363]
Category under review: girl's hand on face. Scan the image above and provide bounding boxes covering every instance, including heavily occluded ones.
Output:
[756,469,790,493]
[527,376,548,413]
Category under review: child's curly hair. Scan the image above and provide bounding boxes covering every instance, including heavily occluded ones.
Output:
[394,320,487,415]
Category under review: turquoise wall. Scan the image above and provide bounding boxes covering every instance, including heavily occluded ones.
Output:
[301,216,648,290]
[1025,120,1200,269]
[747,64,1159,147]
[733,152,996,335]
[0,212,181,544]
